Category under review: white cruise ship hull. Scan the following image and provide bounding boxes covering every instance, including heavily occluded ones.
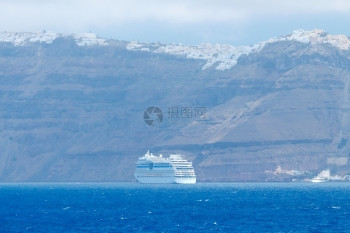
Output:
[134,175,176,184]
[174,177,196,184]
[134,174,196,184]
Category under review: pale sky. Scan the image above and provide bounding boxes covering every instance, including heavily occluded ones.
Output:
[1,0,350,45]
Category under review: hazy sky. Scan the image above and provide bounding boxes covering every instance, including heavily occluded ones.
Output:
[1,0,350,45]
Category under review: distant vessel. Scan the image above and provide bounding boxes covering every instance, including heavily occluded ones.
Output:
[310,177,327,183]
[134,151,196,184]
[310,169,329,183]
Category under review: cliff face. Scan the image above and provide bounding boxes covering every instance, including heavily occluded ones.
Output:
[1,30,350,181]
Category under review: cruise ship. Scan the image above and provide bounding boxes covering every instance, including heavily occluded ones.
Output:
[134,151,196,184]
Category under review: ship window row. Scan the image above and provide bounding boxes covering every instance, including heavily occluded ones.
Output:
[137,168,172,170]
[137,165,171,167]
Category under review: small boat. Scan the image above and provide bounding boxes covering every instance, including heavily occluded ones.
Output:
[310,177,327,183]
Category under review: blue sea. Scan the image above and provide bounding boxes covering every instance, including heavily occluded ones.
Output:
[1,183,350,232]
